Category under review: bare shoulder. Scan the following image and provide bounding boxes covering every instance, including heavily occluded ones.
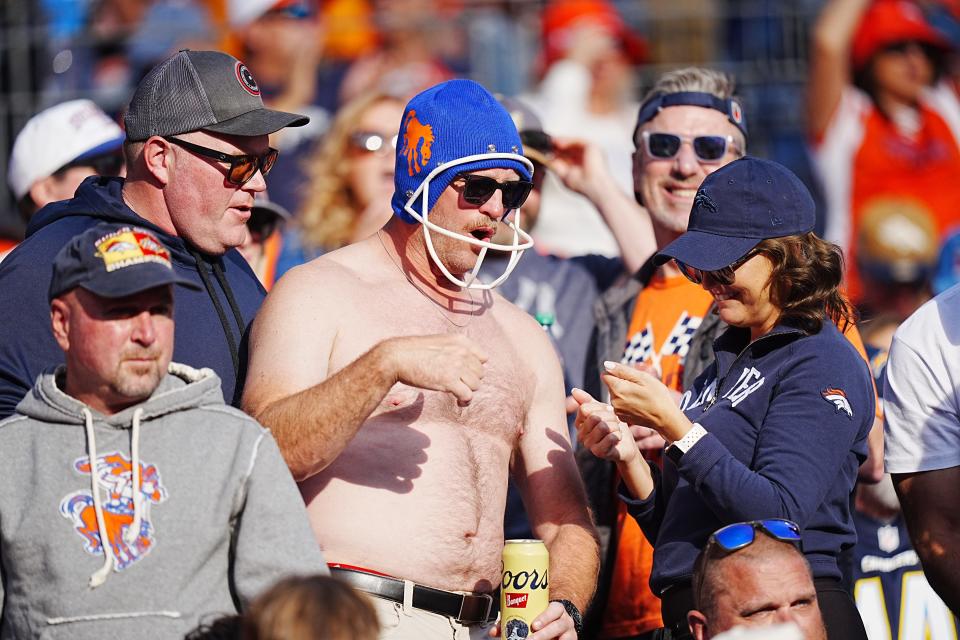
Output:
[274,242,383,303]
[489,293,558,363]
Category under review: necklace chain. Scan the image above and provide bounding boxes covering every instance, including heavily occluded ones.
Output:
[377,230,475,329]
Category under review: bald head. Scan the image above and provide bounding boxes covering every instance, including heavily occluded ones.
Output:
[689,534,827,640]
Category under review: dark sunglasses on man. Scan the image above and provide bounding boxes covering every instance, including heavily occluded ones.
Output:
[246,208,282,243]
[642,131,741,164]
[674,249,760,286]
[163,137,279,186]
[453,174,534,211]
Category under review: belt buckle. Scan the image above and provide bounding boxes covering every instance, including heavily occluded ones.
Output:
[459,592,494,625]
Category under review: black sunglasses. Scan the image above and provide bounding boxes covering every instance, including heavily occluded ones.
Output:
[56,152,124,178]
[163,137,278,186]
[675,249,760,286]
[247,208,283,241]
[453,174,534,210]
[642,131,740,163]
[519,130,554,156]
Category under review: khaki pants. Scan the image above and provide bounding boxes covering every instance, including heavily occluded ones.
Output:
[371,587,495,640]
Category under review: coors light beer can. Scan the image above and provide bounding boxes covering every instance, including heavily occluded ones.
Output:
[501,539,549,639]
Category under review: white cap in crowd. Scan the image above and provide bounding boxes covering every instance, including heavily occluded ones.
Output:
[7,99,125,201]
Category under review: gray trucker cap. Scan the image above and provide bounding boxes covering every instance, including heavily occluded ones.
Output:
[124,49,309,141]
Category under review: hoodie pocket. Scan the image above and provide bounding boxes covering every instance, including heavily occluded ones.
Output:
[41,610,184,639]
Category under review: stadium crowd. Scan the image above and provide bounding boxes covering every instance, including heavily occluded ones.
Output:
[1,0,960,639]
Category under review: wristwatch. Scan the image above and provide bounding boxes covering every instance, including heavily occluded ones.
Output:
[551,599,583,637]
[665,423,708,465]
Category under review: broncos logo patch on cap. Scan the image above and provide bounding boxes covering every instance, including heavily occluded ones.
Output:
[96,228,172,273]
[399,109,434,177]
[821,387,853,418]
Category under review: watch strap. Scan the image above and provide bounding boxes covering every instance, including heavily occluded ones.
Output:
[666,423,708,464]
[551,598,583,637]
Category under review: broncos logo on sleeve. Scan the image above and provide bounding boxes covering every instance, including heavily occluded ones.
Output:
[400,109,434,177]
[822,387,854,418]
[59,452,168,571]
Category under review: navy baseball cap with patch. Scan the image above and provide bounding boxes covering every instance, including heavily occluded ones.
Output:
[654,157,815,271]
[49,223,201,301]
[124,49,309,141]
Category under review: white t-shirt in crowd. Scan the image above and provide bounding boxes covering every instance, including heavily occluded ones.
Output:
[884,284,960,473]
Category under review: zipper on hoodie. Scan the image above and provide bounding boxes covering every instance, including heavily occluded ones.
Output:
[705,330,799,409]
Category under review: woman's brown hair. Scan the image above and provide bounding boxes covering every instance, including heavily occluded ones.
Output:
[756,231,856,335]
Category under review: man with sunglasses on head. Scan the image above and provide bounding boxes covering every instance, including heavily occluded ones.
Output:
[0,49,308,418]
[243,79,599,640]
[687,520,827,640]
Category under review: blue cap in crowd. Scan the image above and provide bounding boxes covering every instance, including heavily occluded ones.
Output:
[654,157,815,271]
[49,223,200,301]
[391,79,531,223]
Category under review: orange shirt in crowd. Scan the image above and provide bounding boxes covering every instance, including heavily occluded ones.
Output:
[815,86,960,302]
[601,273,713,638]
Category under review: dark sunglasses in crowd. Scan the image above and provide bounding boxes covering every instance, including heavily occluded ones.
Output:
[54,152,125,178]
[349,131,399,155]
[880,39,938,57]
[519,129,555,158]
[675,249,760,286]
[163,136,279,186]
[642,131,741,164]
[246,208,283,242]
[453,174,534,211]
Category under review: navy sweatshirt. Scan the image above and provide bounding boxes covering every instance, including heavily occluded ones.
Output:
[0,176,265,416]
[623,321,874,595]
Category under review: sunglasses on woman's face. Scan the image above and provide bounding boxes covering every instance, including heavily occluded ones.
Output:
[164,137,278,186]
[349,131,399,155]
[642,131,740,164]
[674,249,759,286]
[453,174,534,211]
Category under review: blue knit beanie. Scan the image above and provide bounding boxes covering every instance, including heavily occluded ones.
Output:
[391,79,532,224]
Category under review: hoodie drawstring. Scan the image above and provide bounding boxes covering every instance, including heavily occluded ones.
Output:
[83,407,145,589]
[83,408,114,588]
[125,408,144,546]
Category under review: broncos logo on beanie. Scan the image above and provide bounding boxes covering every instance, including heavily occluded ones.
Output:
[391,79,531,224]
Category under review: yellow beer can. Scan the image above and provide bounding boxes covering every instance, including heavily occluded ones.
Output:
[501,539,549,639]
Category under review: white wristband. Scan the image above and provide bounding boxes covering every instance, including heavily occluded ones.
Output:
[673,423,708,454]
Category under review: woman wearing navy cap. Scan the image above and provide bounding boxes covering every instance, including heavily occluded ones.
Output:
[573,157,873,640]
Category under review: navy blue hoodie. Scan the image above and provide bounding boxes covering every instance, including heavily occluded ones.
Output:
[0,177,265,417]
[622,320,875,595]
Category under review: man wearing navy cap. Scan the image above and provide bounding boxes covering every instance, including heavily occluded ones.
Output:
[244,79,598,639]
[0,223,325,638]
[0,49,310,417]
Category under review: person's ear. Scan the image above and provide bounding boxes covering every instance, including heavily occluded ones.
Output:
[50,297,71,352]
[688,609,709,640]
[142,136,172,186]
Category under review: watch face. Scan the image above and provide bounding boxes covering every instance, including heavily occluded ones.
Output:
[666,444,684,466]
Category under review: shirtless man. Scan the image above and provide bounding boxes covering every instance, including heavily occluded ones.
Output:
[243,79,599,640]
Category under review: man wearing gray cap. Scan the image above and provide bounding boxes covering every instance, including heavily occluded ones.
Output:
[0,222,325,639]
[0,49,308,417]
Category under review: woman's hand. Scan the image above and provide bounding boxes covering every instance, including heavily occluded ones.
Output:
[601,361,693,443]
[571,388,639,463]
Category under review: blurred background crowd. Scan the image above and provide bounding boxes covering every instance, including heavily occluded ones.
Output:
[4,0,960,636]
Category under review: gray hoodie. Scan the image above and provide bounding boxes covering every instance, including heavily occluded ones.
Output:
[0,363,327,639]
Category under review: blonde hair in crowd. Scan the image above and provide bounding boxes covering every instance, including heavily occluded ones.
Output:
[297,91,405,252]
